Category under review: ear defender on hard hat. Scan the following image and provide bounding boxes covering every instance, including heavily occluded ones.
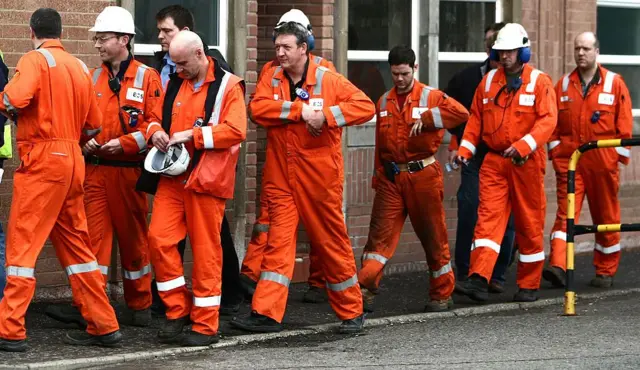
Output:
[490,38,531,63]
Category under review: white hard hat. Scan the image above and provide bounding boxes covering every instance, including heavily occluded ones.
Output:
[144,144,190,176]
[275,9,312,30]
[90,6,136,35]
[492,23,530,50]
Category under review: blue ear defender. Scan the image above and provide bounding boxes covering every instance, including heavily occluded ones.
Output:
[489,37,531,63]
[272,23,315,51]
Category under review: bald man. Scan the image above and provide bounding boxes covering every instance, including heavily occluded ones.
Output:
[144,30,247,346]
[544,32,632,289]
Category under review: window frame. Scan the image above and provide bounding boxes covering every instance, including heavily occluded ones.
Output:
[597,0,640,117]
[132,0,228,61]
[347,0,502,124]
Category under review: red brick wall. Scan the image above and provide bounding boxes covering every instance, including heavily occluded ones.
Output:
[0,1,115,293]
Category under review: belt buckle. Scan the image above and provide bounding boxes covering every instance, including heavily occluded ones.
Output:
[511,155,529,167]
[407,160,424,174]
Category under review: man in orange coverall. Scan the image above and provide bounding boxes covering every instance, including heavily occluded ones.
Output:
[456,23,557,303]
[144,30,246,346]
[240,8,337,305]
[543,32,633,289]
[358,45,469,313]
[231,21,375,334]
[45,6,162,329]
[0,8,122,352]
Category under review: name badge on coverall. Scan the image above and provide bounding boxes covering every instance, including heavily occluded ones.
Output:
[412,107,429,119]
[309,98,324,111]
[126,88,144,103]
[598,93,614,105]
[519,94,535,106]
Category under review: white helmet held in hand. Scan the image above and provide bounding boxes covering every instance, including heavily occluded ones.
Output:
[90,6,136,35]
[144,144,190,176]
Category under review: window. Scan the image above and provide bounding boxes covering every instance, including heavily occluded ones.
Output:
[438,0,502,89]
[347,0,418,106]
[597,0,640,129]
[132,0,227,63]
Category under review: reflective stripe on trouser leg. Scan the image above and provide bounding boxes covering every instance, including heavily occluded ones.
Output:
[0,267,36,339]
[404,165,455,300]
[511,150,547,290]
[185,193,225,335]
[148,178,193,320]
[357,175,406,292]
[468,152,513,283]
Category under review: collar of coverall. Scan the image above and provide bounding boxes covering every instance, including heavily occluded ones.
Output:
[104,52,133,81]
[492,63,536,87]
[36,39,65,52]
[274,55,322,88]
[572,63,604,87]
[386,78,421,102]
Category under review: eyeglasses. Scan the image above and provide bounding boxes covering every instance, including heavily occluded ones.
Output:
[92,35,118,44]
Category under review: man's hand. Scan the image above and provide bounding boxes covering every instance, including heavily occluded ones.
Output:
[409,119,424,137]
[168,129,194,147]
[82,138,101,156]
[151,131,170,153]
[448,150,459,169]
[99,138,124,155]
[301,103,315,122]
[456,155,469,166]
[306,110,325,136]
[503,145,519,158]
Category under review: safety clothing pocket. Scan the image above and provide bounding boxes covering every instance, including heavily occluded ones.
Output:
[557,108,572,136]
[15,144,33,174]
[378,120,393,152]
[301,128,333,150]
[591,106,616,137]
[40,152,71,184]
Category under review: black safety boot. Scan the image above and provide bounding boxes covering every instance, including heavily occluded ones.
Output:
[456,274,489,302]
[0,338,27,352]
[230,311,283,333]
[181,330,220,347]
[513,288,539,302]
[157,315,190,343]
[45,304,87,329]
[63,330,123,347]
[542,266,566,288]
[339,314,365,334]
[303,285,328,303]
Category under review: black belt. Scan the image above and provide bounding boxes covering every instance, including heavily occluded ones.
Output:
[84,156,141,168]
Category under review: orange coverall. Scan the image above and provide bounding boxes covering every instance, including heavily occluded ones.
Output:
[547,65,632,276]
[458,64,557,289]
[358,81,469,300]
[0,40,119,339]
[248,58,375,323]
[241,54,336,290]
[83,59,163,311]
[145,57,246,336]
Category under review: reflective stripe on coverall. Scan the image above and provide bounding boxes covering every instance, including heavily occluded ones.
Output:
[241,54,337,289]
[145,57,247,336]
[458,64,557,289]
[0,40,119,339]
[83,61,163,310]
[248,58,375,323]
[358,80,468,300]
[547,65,632,275]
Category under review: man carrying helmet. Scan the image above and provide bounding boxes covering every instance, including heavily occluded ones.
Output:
[44,6,162,329]
[231,17,374,334]
[0,8,121,351]
[456,23,557,303]
[144,30,246,346]
[543,32,632,289]
[240,8,337,304]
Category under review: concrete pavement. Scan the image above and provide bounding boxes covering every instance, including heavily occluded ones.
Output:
[98,292,640,369]
[2,248,640,369]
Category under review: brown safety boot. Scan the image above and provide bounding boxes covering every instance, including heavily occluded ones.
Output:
[424,297,454,312]
[590,274,613,288]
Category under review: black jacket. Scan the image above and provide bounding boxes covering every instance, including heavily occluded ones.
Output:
[151,32,233,74]
[444,59,491,158]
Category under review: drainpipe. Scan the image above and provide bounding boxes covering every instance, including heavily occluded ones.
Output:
[230,0,249,263]
[334,0,349,221]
